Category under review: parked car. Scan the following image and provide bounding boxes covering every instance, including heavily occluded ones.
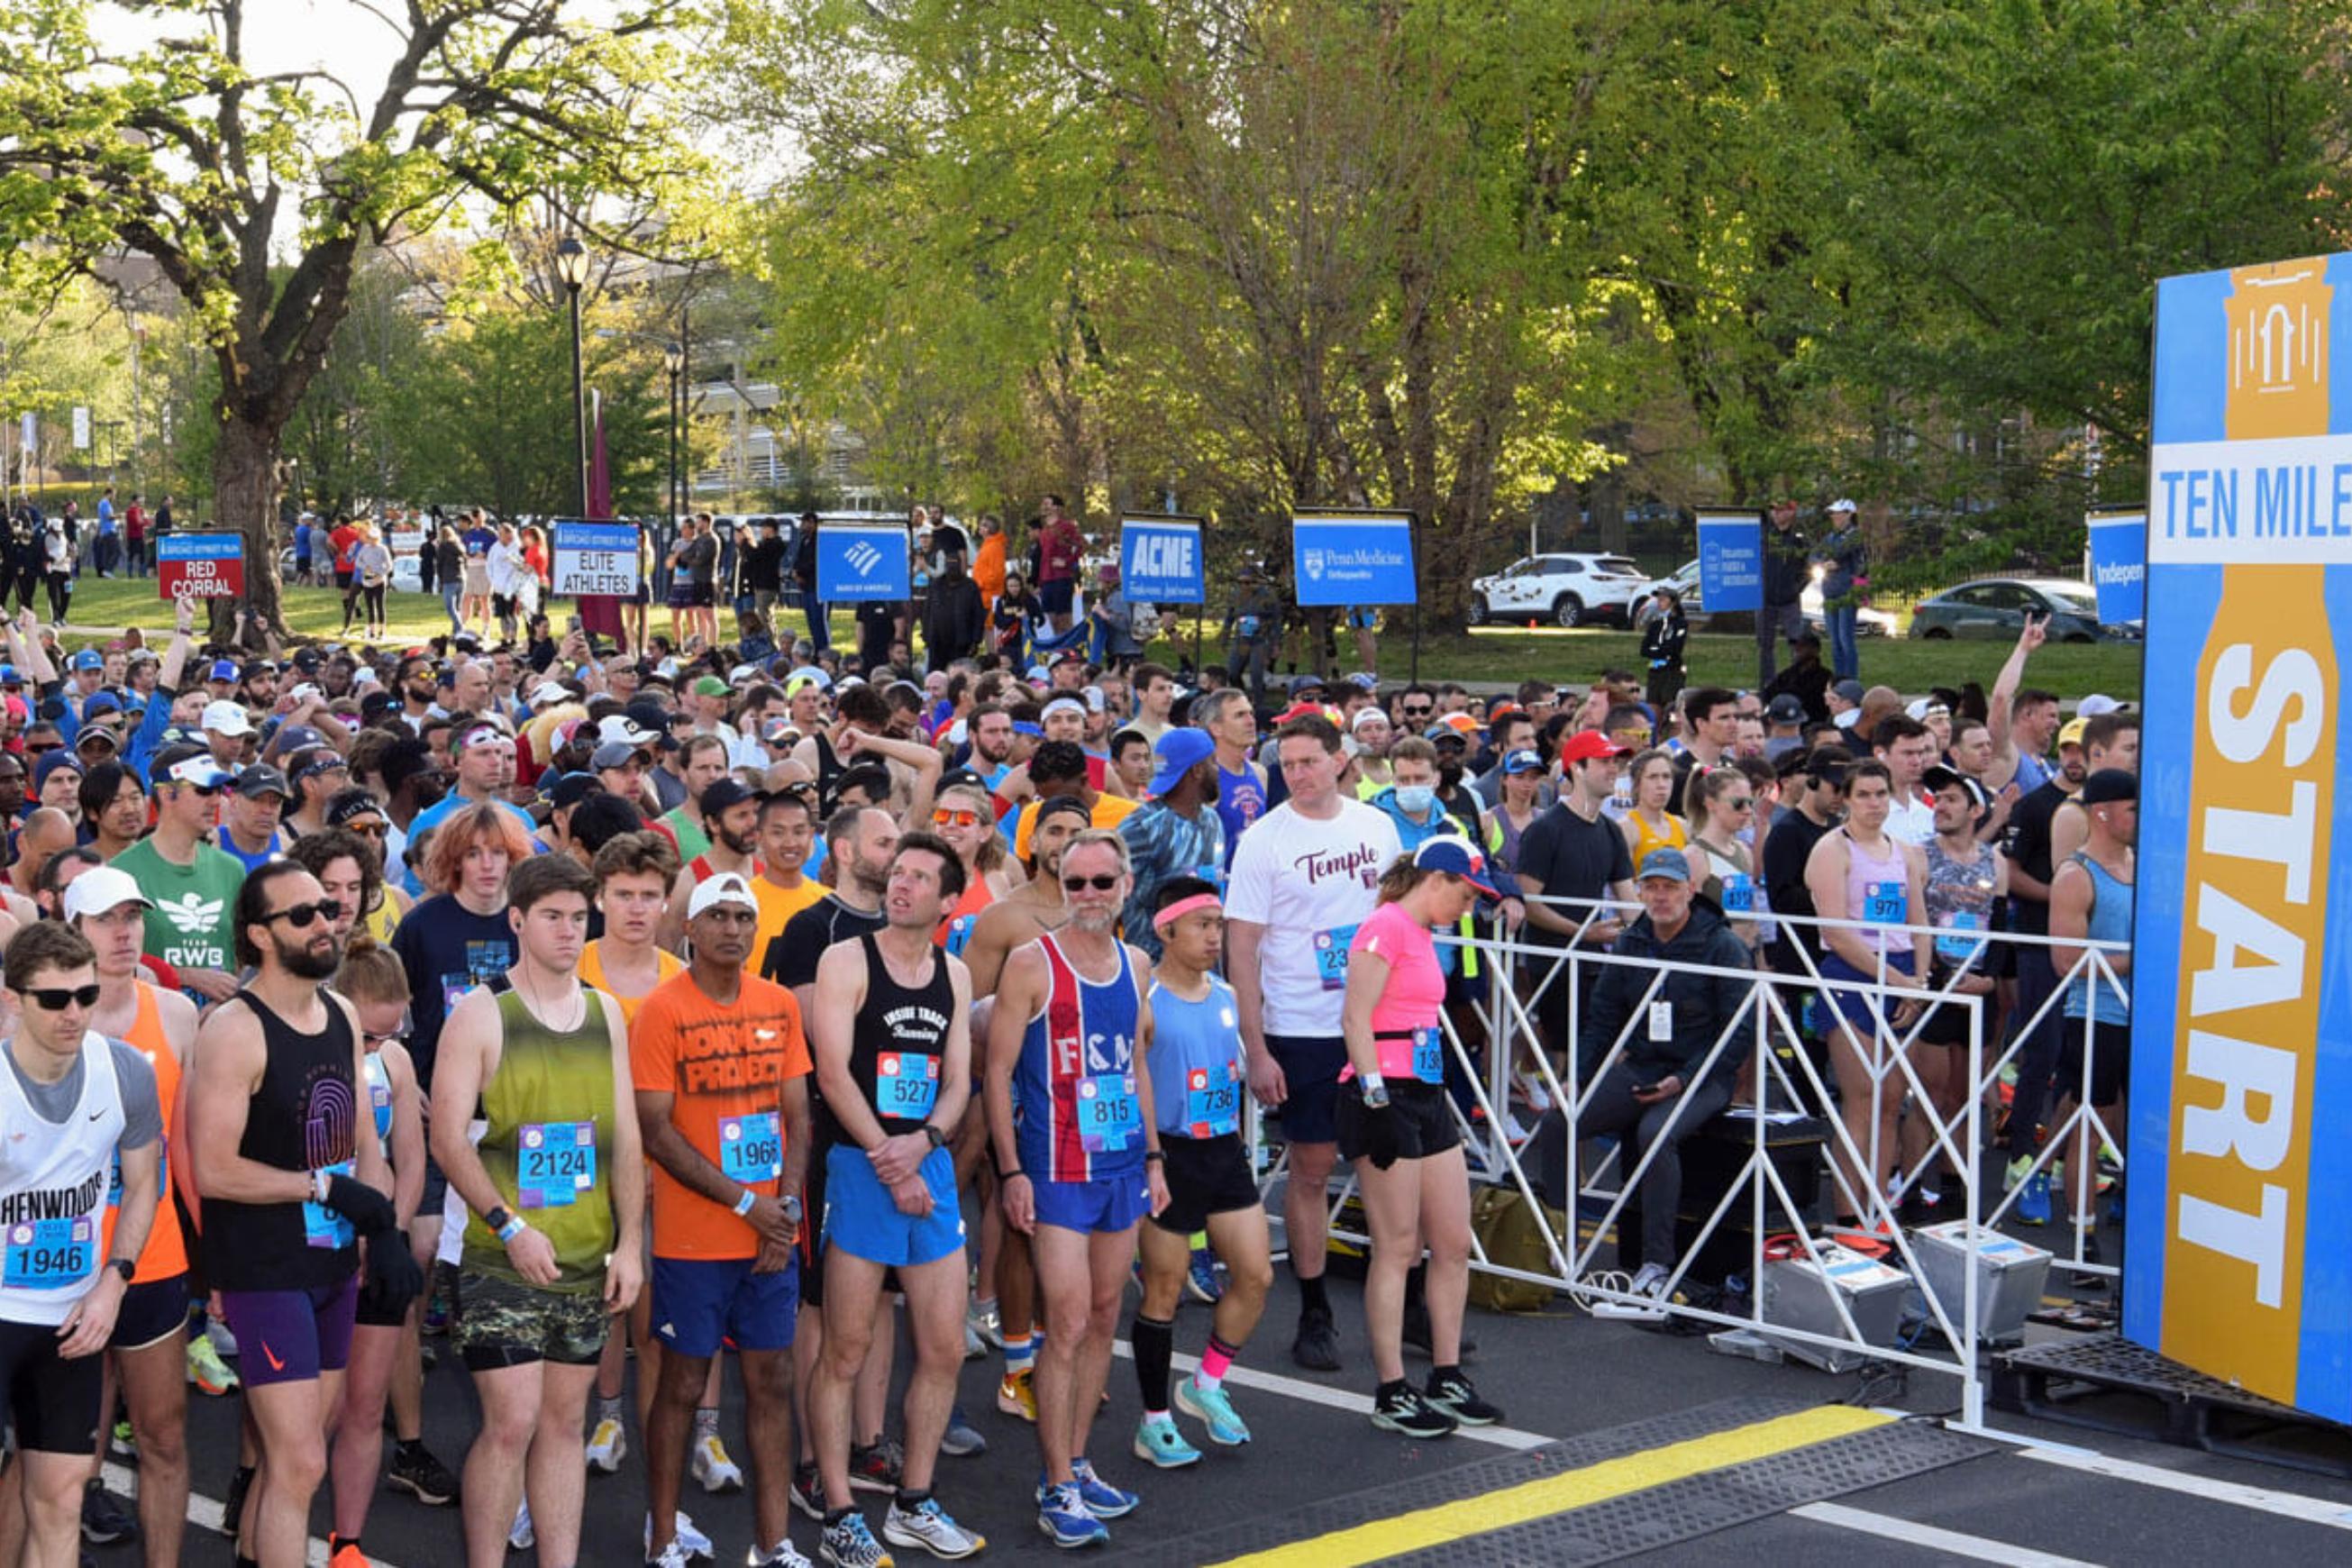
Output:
[1908,577,2138,642]
[1633,559,1897,638]
[1467,552,1652,628]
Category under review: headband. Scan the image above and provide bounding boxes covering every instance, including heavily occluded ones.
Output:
[1152,892,1224,931]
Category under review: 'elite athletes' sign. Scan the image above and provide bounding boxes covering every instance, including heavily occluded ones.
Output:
[2136,251,2352,1420]
[551,521,643,597]
[1290,511,1416,606]
[1119,515,1206,605]
[157,533,243,600]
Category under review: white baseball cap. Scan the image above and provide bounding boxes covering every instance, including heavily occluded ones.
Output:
[200,700,253,737]
[61,866,154,924]
[685,871,759,920]
[1828,497,1858,514]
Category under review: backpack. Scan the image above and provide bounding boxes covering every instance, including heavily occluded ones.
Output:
[1465,1187,1567,1313]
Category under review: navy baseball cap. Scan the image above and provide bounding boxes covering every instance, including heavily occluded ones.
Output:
[1412,835,1498,898]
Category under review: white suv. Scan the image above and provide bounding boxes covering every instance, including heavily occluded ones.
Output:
[1467,553,1651,628]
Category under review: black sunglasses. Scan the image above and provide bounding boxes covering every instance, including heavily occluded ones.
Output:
[1062,873,1120,891]
[263,898,344,930]
[23,743,57,756]
[25,983,101,1011]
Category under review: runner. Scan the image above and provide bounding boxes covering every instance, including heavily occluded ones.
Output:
[747,788,826,976]
[806,832,986,1565]
[2047,769,2135,1266]
[661,778,765,953]
[1905,767,2006,1217]
[987,828,1168,1548]
[1226,713,1400,1372]
[187,861,420,1568]
[634,871,815,1568]
[111,743,246,1005]
[928,777,1014,958]
[0,922,162,1568]
[1337,839,1505,1439]
[1130,877,1272,1465]
[63,868,198,1568]
[433,854,646,1568]
[1197,690,1264,870]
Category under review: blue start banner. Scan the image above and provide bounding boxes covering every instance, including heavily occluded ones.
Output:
[2085,511,2147,624]
[1290,512,1416,606]
[1119,515,1206,605]
[816,524,910,601]
[1694,511,1764,613]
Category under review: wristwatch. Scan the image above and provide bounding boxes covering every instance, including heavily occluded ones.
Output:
[483,1205,514,1235]
[921,1124,948,1151]
[781,1195,805,1225]
[1360,1071,1390,1110]
[108,1258,135,1283]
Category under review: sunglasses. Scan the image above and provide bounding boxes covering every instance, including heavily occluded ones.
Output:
[1728,798,1755,810]
[262,898,344,929]
[933,807,984,828]
[1400,707,1433,719]
[23,743,57,757]
[343,819,388,836]
[24,983,101,1011]
[1061,873,1120,892]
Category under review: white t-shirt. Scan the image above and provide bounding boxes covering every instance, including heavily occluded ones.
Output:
[1226,797,1402,1036]
[1884,792,1936,847]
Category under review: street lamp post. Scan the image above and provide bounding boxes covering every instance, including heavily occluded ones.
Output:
[664,341,683,533]
[554,237,590,516]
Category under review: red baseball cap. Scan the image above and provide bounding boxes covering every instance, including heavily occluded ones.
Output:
[1558,730,1631,765]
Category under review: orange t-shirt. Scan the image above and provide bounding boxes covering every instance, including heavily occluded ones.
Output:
[973,533,1007,607]
[630,968,810,1261]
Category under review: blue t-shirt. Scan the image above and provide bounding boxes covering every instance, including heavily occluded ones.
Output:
[386,893,518,1090]
[294,522,314,560]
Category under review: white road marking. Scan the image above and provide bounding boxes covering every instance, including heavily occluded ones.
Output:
[2013,1443,2352,1530]
[101,1460,398,1567]
[1108,1338,1554,1451]
[1791,1500,2102,1565]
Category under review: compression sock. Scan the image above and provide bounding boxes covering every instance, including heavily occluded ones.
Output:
[1132,1314,1175,1417]
[596,1394,624,1425]
[1297,1271,1330,1318]
[1195,1334,1238,1393]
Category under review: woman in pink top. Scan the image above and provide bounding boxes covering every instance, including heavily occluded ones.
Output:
[1336,836,1506,1440]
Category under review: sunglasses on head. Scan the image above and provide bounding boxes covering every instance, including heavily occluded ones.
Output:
[933,807,983,828]
[263,898,344,929]
[1061,873,1119,892]
[24,983,100,1011]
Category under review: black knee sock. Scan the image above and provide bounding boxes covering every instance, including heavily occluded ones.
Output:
[1297,1272,1329,1317]
[1133,1313,1175,1413]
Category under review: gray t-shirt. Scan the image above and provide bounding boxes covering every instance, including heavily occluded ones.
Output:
[4,1035,162,1151]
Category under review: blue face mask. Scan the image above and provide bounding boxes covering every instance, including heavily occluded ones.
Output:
[1395,784,1437,816]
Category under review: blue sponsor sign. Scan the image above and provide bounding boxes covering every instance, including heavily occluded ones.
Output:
[816,524,910,601]
[2086,511,2146,624]
[1119,516,1205,605]
[550,521,643,597]
[1291,513,1415,606]
[1694,512,1763,612]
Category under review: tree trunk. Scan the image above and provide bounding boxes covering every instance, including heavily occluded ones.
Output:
[212,414,284,644]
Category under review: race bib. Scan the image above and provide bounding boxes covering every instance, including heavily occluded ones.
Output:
[718,1112,783,1184]
[944,915,978,956]
[1183,1063,1242,1137]
[1410,1026,1445,1083]
[517,1121,597,1209]
[1863,880,1907,925]
[1720,873,1755,914]
[3,1217,94,1290]
[304,1161,355,1250]
[1237,615,1261,637]
[877,1052,941,1120]
[1076,1073,1141,1154]
[1314,925,1360,990]
[1937,909,1988,967]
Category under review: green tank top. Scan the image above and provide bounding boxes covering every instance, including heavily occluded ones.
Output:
[461,987,619,1294]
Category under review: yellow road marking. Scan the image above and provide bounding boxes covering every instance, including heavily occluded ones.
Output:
[1207,1404,1894,1567]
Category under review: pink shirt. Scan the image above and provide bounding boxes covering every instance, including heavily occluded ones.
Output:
[1351,900,1448,1080]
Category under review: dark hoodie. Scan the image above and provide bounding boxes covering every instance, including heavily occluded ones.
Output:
[1580,898,1756,1091]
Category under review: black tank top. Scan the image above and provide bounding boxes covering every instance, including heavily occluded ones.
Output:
[849,931,955,1139]
[202,989,360,1290]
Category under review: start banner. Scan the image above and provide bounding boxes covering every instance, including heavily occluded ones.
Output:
[2134,250,2352,1420]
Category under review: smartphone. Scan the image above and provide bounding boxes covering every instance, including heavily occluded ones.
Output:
[566,615,581,634]
[1631,1081,1660,1096]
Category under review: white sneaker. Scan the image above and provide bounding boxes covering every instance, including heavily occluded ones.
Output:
[1630,1262,1673,1300]
[691,1432,744,1494]
[587,1415,627,1473]
[206,1318,240,1358]
[509,1500,534,1551]
[883,1496,987,1560]
[747,1537,815,1568]
[1500,1110,1533,1144]
[1515,1071,1554,1113]
[646,1511,716,1563]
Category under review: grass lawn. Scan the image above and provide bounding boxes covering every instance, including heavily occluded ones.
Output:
[58,579,2144,701]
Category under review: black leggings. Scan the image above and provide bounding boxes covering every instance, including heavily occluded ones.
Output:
[362,583,387,624]
[45,570,70,624]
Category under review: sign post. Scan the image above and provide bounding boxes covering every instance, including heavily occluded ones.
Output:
[1693,510,1764,614]
[816,524,911,602]
[551,520,643,598]
[2085,506,2147,625]
[157,533,244,602]
[2136,250,2352,1420]
[1292,507,1418,681]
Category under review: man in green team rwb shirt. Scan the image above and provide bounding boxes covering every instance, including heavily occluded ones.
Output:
[111,743,246,1006]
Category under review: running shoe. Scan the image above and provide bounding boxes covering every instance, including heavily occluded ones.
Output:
[330,1538,368,1568]
[511,1500,535,1552]
[588,1413,629,1473]
[791,1462,825,1521]
[693,1432,746,1494]
[1035,1482,1106,1550]
[1067,1457,1137,1519]
[206,1317,240,1357]
[1628,1261,1674,1302]
[1290,1304,1341,1372]
[962,1316,985,1360]
[1515,1070,1554,1113]
[1132,1414,1201,1469]
[2016,1171,2053,1226]
[187,1333,239,1396]
[848,1436,903,1495]
[1370,1383,1457,1440]
[2002,1153,2036,1191]
[751,1536,816,1568]
[1185,1248,1225,1305]
[81,1480,138,1545]
[387,1443,460,1506]
[110,1418,136,1460]
[938,1404,988,1459]
[645,1541,692,1568]
[995,1370,1037,1423]
[818,1511,892,1568]
[1424,1369,1505,1427]
[1175,1376,1252,1445]
[646,1511,716,1563]
[881,1497,986,1561]
[967,1301,1002,1353]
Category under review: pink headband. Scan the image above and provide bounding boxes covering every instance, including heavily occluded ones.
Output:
[1152,893,1223,931]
